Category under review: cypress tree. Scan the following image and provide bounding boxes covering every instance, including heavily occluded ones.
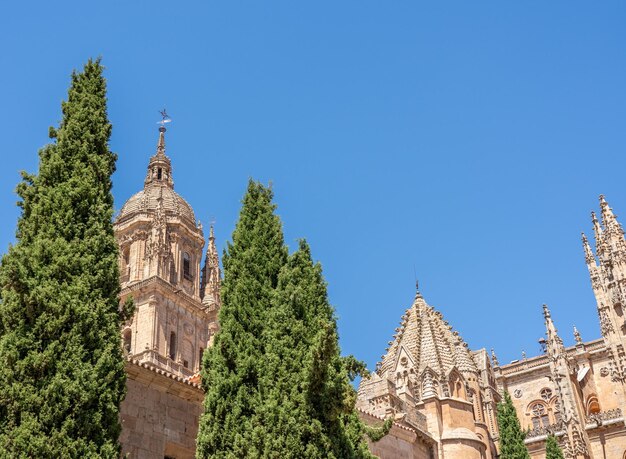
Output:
[496,391,530,459]
[260,239,382,458]
[197,180,289,457]
[545,434,564,459]
[197,182,386,458]
[0,59,125,457]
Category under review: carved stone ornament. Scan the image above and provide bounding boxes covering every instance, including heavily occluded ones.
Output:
[168,313,178,325]
[513,389,523,398]
[183,322,194,336]
[600,367,609,377]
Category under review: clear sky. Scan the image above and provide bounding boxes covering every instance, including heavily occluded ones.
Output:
[1,1,625,370]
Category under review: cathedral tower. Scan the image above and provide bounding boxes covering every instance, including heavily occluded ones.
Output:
[114,125,220,378]
[583,195,626,383]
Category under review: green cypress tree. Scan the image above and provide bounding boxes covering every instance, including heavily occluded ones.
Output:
[197,182,387,458]
[545,434,564,459]
[197,180,289,458]
[259,239,382,458]
[0,59,126,457]
[496,391,530,459]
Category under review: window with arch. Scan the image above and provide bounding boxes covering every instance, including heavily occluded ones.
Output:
[450,375,465,399]
[530,402,549,429]
[183,252,192,280]
[169,332,177,360]
[586,395,601,415]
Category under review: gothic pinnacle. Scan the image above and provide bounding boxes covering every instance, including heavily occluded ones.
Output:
[581,232,596,266]
[599,194,622,235]
[542,303,551,320]
[491,348,499,367]
[574,325,583,344]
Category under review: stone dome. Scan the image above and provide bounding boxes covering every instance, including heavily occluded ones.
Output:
[116,126,196,225]
[117,185,196,224]
[378,291,478,379]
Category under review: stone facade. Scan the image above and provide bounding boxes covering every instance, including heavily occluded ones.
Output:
[115,128,625,458]
[493,197,626,459]
[358,196,626,458]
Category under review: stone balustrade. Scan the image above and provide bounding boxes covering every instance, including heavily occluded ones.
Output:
[525,421,564,441]
[586,408,623,427]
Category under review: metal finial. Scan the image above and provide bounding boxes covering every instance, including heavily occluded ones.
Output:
[157,108,172,131]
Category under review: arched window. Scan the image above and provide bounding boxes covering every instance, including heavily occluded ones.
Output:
[123,329,132,354]
[530,402,549,429]
[199,347,204,370]
[157,167,162,180]
[587,395,601,415]
[183,252,192,280]
[169,332,177,360]
[540,388,553,401]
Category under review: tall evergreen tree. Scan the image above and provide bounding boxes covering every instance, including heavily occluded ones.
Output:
[496,391,530,459]
[197,182,386,458]
[0,59,126,457]
[259,240,382,458]
[197,180,289,457]
[545,434,564,459]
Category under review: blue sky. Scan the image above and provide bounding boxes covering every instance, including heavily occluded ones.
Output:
[1,1,625,369]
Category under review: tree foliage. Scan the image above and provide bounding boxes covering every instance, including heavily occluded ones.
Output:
[496,391,530,459]
[0,59,125,457]
[545,434,564,459]
[197,180,381,458]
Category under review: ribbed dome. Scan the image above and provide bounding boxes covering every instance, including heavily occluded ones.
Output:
[116,126,196,225]
[117,185,196,224]
[378,292,478,378]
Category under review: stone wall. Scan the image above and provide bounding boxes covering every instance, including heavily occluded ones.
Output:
[120,360,203,459]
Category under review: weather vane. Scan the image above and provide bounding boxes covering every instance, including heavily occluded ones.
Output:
[157,109,172,128]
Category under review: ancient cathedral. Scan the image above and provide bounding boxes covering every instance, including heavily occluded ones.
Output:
[115,127,625,458]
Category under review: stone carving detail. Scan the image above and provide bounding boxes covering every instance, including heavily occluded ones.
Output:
[599,310,615,335]
[183,322,194,336]
[586,408,623,426]
[600,366,609,377]
[513,389,522,399]
[525,420,563,439]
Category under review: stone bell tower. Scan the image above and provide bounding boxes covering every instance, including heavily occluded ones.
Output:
[114,125,221,378]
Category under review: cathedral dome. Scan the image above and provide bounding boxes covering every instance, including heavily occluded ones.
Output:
[116,126,196,225]
[117,185,196,224]
[378,289,478,379]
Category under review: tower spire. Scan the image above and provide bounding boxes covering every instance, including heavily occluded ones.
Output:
[144,112,174,189]
[599,195,622,234]
[201,224,221,309]
[543,304,564,355]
